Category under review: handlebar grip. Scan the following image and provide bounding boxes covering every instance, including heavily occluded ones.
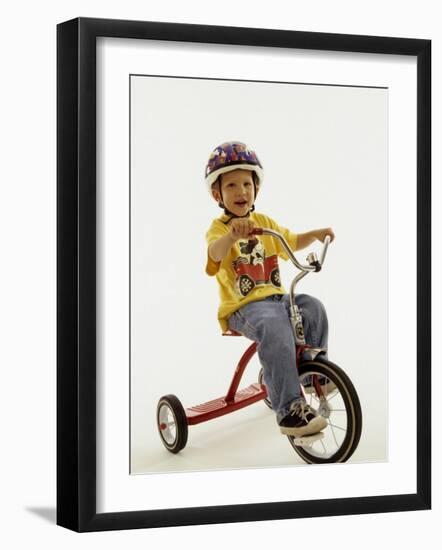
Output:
[250,228,263,235]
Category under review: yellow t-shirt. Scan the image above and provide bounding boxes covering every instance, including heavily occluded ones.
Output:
[205,211,298,332]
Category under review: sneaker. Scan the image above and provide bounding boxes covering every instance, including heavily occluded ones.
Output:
[279,399,327,437]
[303,375,336,395]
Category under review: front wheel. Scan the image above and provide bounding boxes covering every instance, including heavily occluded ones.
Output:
[288,359,362,464]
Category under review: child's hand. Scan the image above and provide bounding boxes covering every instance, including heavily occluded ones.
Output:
[228,218,256,241]
[313,228,335,243]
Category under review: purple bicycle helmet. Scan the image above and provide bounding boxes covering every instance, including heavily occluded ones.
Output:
[205,141,264,194]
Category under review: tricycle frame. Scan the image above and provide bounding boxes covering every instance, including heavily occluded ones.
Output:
[185,338,319,426]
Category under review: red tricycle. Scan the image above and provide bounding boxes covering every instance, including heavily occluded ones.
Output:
[157,229,362,464]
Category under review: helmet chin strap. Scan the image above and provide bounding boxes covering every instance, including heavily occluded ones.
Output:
[219,203,255,219]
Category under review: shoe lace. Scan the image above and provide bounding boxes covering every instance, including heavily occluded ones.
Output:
[289,400,313,422]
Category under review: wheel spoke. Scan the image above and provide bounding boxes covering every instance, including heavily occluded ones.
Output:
[328,421,340,447]
[324,390,340,402]
[328,422,346,432]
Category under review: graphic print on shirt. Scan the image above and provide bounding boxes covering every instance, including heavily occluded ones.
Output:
[232,238,281,297]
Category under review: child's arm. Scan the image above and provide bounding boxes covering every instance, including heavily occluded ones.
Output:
[208,218,255,262]
[296,228,335,250]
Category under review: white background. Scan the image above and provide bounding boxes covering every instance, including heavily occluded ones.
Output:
[130,72,388,473]
[0,0,439,548]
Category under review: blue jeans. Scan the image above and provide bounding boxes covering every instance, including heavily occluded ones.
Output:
[227,293,329,424]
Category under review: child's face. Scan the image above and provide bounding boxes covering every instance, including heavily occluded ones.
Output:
[213,169,256,217]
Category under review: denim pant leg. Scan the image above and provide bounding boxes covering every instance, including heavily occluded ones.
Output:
[281,293,329,358]
[228,296,302,424]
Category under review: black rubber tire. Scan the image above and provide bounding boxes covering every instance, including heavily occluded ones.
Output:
[258,367,273,409]
[157,394,188,454]
[288,359,362,464]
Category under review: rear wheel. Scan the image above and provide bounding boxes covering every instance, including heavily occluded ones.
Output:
[288,359,362,464]
[157,394,188,453]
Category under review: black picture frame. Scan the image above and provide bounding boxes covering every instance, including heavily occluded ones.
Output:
[57,17,431,532]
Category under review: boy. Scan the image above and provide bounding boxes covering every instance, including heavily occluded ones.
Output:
[205,141,335,437]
